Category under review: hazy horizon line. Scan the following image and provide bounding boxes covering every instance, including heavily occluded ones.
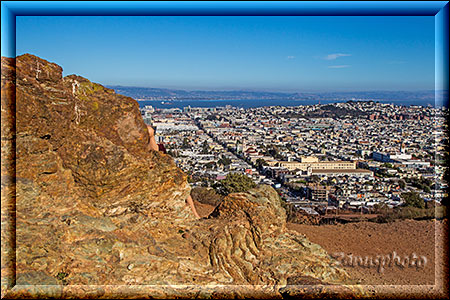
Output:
[106,84,443,94]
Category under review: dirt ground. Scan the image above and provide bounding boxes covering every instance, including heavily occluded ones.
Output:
[194,200,448,286]
[287,219,447,286]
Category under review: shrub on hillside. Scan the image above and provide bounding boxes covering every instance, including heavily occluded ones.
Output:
[401,191,425,208]
[213,172,256,196]
[374,206,435,223]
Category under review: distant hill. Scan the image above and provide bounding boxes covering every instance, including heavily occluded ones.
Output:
[107,85,440,104]
[107,85,291,100]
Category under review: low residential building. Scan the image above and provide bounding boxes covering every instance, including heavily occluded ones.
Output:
[310,168,373,177]
[306,184,330,202]
[278,157,356,172]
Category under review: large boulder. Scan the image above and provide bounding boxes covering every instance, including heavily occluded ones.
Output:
[1,54,353,298]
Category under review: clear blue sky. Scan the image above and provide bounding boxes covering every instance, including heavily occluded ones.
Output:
[16,16,435,92]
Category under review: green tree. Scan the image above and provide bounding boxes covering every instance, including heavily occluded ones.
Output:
[373,202,390,214]
[218,156,232,166]
[206,114,218,121]
[204,161,216,170]
[182,137,190,149]
[401,191,425,209]
[255,158,268,169]
[214,173,256,196]
[268,146,283,160]
[201,140,210,154]
[382,163,393,168]
[309,175,321,184]
[294,179,307,184]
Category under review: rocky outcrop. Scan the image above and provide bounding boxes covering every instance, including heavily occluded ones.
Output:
[204,186,348,286]
[1,54,355,298]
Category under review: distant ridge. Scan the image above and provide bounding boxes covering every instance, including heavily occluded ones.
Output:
[107,85,442,105]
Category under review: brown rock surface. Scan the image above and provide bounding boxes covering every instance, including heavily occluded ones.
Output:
[2,54,355,298]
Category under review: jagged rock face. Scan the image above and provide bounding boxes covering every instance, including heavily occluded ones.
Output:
[1,54,352,298]
[11,54,189,214]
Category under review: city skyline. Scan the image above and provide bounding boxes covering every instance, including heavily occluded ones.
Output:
[16,15,435,92]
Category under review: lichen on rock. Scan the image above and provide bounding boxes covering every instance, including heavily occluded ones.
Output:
[1,54,354,298]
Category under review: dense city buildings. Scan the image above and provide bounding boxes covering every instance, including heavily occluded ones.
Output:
[141,101,447,214]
